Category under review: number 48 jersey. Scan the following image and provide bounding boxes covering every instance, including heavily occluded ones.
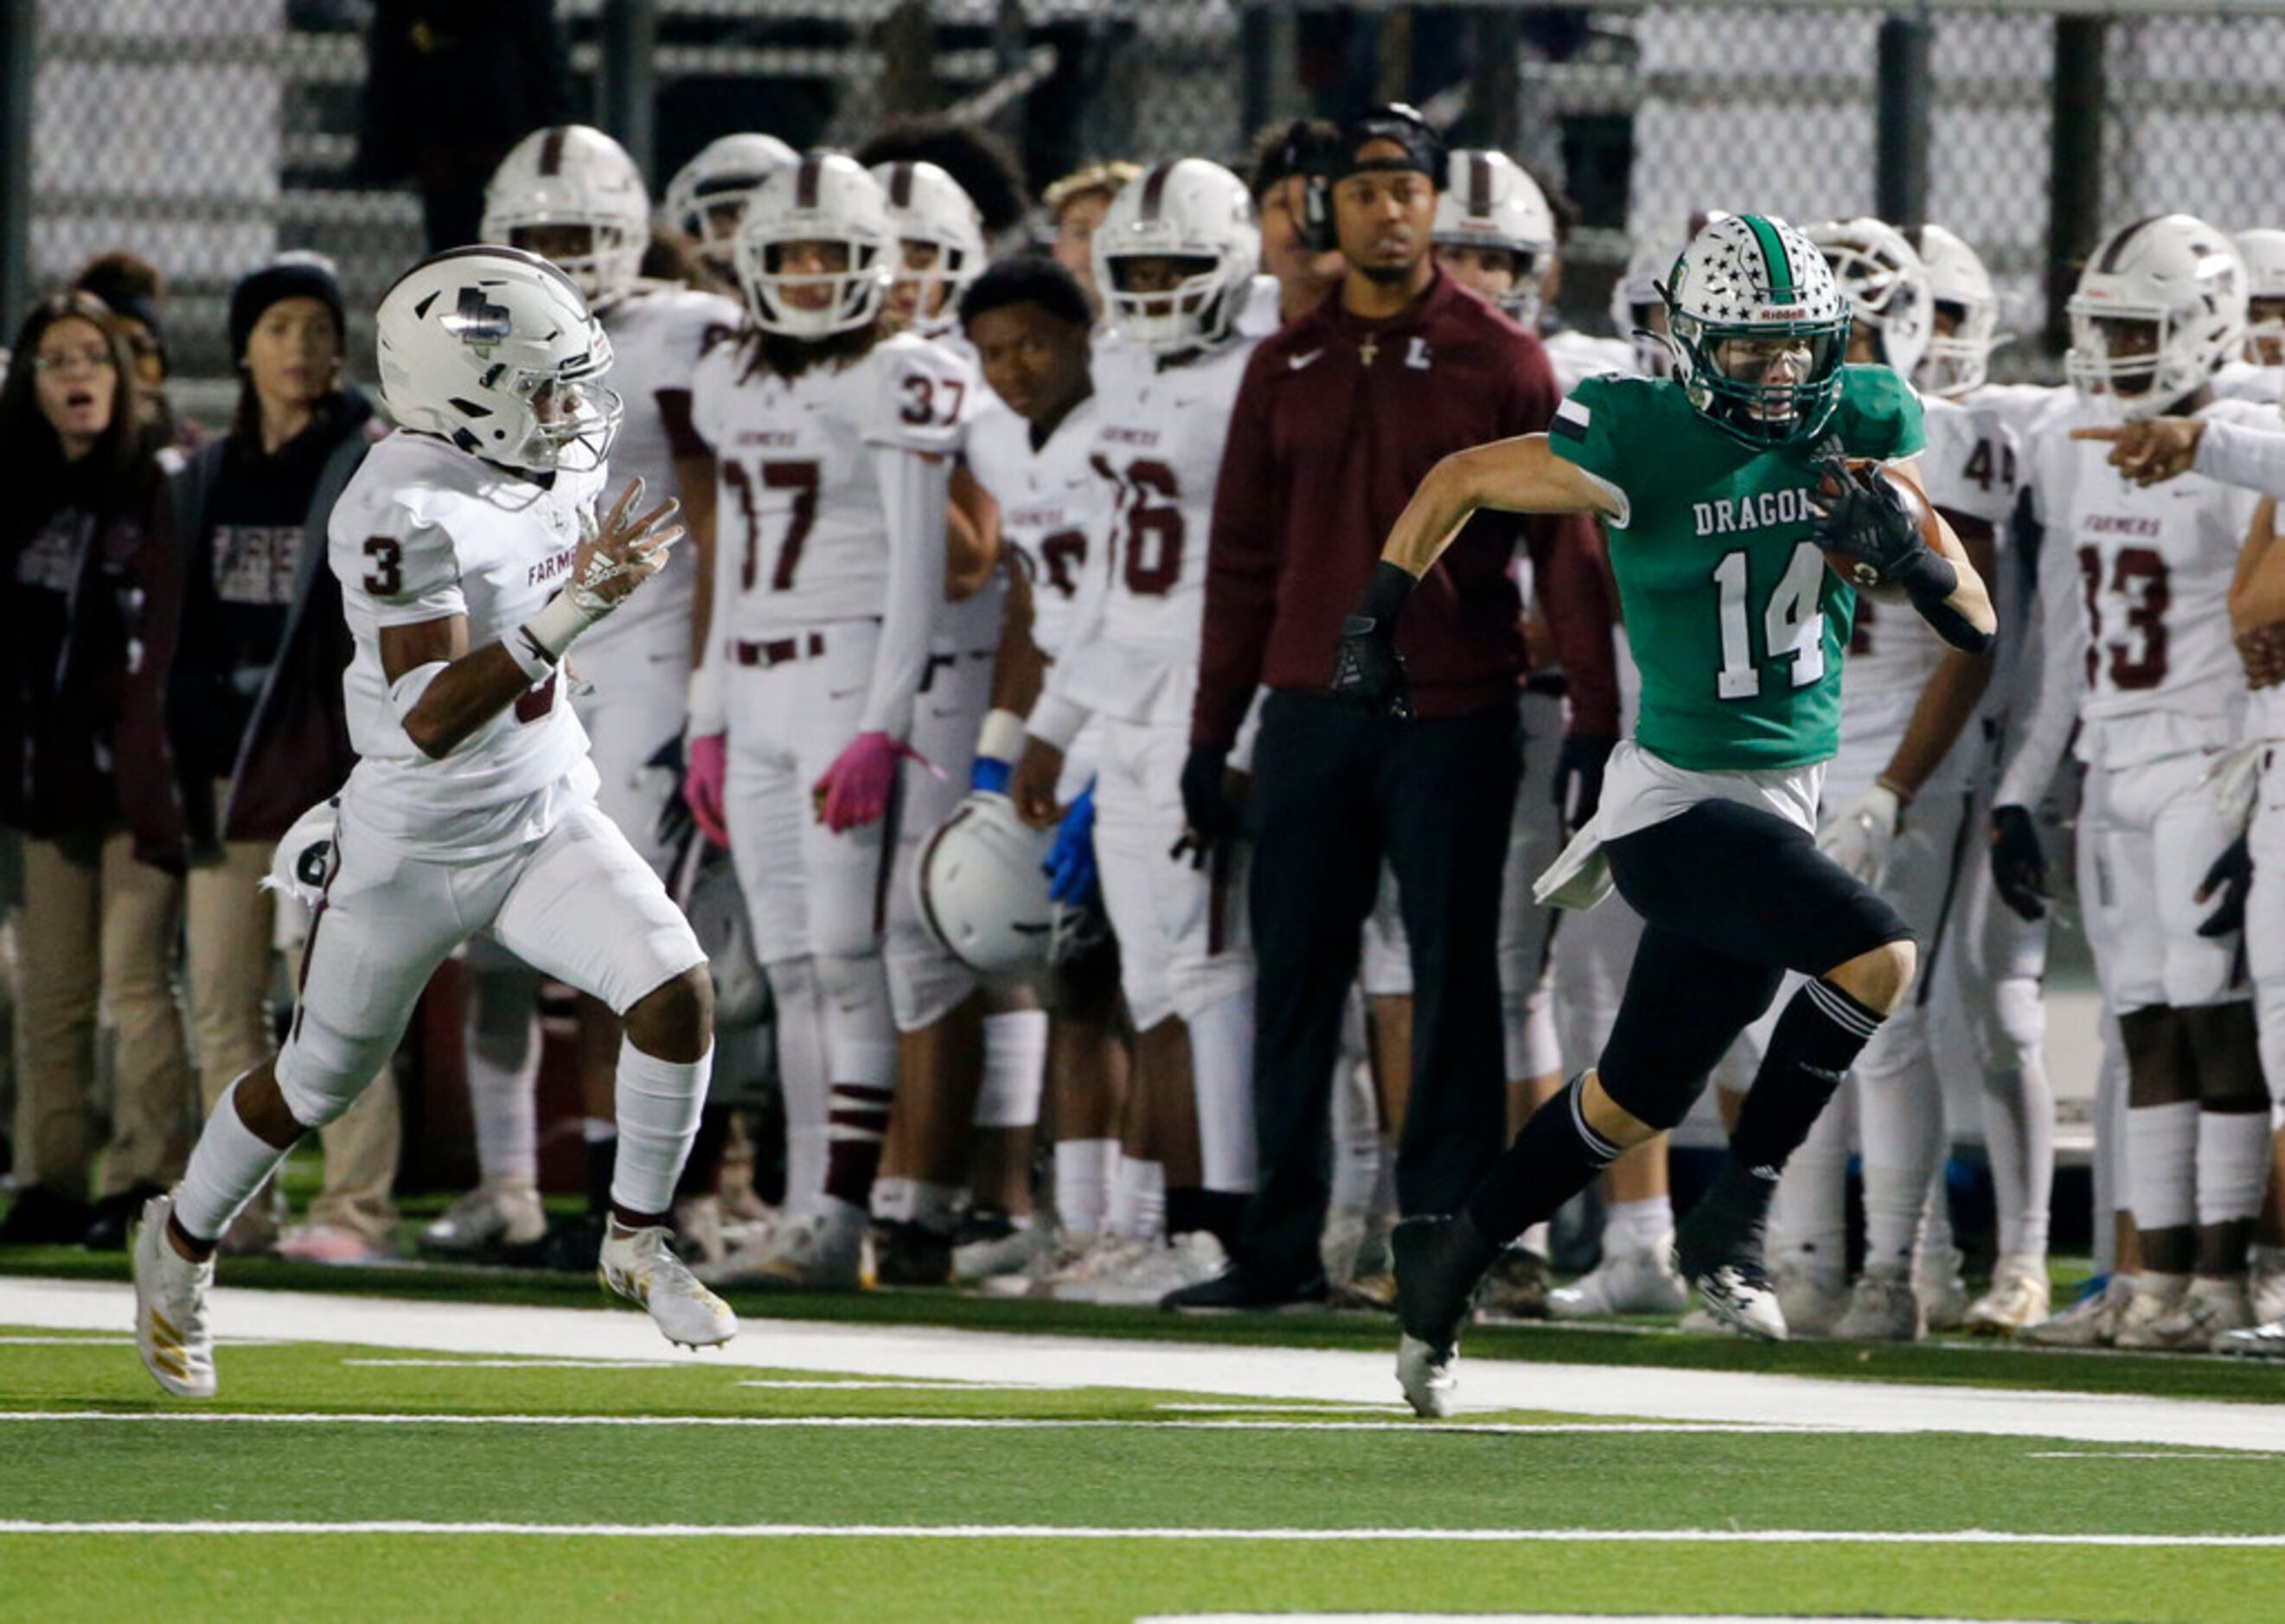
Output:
[1027,333,1258,744]
[690,329,971,639]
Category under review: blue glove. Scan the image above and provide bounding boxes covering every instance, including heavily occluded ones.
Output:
[1046,783,1099,906]
[971,755,1013,796]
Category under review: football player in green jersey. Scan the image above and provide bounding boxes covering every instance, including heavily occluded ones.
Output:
[1328,213,1996,1416]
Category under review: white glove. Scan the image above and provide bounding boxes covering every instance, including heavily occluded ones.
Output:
[1817,782,1902,888]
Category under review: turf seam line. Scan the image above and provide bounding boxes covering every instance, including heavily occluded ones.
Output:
[4,1522,2284,1545]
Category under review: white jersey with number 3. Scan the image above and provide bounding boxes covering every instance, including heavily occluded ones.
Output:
[1031,334,1257,741]
[963,393,1108,660]
[691,329,971,640]
[328,430,604,859]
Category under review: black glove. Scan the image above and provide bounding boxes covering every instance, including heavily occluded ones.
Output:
[1989,803,2049,922]
[1808,443,1927,578]
[1553,733,1616,836]
[2197,833,2254,939]
[1180,745,1240,845]
[647,732,695,857]
[1330,561,1417,721]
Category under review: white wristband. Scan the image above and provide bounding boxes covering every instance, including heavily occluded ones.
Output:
[515,591,602,674]
[976,707,1027,764]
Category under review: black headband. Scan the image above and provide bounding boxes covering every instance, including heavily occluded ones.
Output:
[1336,104,1444,186]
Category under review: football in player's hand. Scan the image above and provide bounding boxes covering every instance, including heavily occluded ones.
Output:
[1815,457,1937,600]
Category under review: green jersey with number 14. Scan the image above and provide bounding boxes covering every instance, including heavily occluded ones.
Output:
[1548,363,1925,771]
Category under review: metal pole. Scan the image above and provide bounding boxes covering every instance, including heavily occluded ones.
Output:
[1463,9,1521,155]
[0,0,35,336]
[2045,16,2107,358]
[598,0,657,184]
[1874,10,1931,228]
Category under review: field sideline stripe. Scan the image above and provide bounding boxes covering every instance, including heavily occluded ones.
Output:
[0,1410,1826,1436]
[2,1521,2282,1546]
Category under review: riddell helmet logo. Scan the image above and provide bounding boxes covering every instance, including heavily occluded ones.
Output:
[444,285,514,353]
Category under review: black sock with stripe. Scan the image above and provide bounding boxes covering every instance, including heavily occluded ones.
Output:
[1729,976,1886,1181]
[1465,1075,1622,1250]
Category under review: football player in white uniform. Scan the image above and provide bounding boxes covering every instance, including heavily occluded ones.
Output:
[131,247,730,1396]
[1748,220,2009,1341]
[1994,214,2271,1350]
[1008,158,1265,1304]
[957,256,1130,1280]
[2218,228,2285,402]
[662,131,800,291]
[427,127,747,1257]
[682,154,966,1290]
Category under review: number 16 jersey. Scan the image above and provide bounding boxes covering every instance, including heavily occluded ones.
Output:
[690,329,971,640]
[1028,333,1257,745]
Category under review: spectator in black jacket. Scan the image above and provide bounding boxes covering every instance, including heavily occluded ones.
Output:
[0,292,196,1249]
[118,253,400,1261]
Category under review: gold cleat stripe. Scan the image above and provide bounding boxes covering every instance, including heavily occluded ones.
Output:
[150,1310,181,1348]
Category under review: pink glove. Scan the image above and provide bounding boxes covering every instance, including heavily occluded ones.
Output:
[812,732,934,833]
[685,733,730,848]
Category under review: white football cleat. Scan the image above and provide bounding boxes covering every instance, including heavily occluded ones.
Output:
[2214,1315,2285,1359]
[1913,1245,1970,1332]
[1548,1244,1688,1319]
[1396,1333,1457,1419]
[1833,1264,1924,1343]
[697,1203,869,1293]
[2021,1273,2135,1347]
[419,1180,547,1258]
[599,1220,739,1347]
[2115,1277,2251,1352]
[1045,1235,1155,1302]
[132,1194,216,1398]
[1962,1252,2051,1335]
[952,1218,1043,1283]
[1772,1259,1847,1339]
[2251,1255,2285,1327]
[1071,1231,1226,1307]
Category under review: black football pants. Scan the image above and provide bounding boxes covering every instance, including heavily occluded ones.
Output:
[1233,692,1519,1282]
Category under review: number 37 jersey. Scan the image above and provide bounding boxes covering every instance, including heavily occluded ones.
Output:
[690,329,971,640]
[1032,334,1257,739]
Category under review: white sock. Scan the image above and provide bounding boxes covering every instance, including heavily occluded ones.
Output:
[871,1174,918,1224]
[1604,1194,1674,1256]
[2093,1014,2129,1275]
[1328,1040,1382,1214]
[766,957,830,1211]
[1184,989,1258,1195]
[1519,1222,1550,1260]
[1856,1012,1943,1270]
[1978,980,2055,1258]
[174,1079,296,1242]
[2126,1099,2199,1234]
[1770,1083,1853,1280]
[1917,1167,1957,1266]
[608,1039,711,1218]
[1107,1154,1165,1240]
[976,1009,1048,1129]
[466,966,541,1185]
[1054,1137,1117,1241]
[2196,1108,2270,1226]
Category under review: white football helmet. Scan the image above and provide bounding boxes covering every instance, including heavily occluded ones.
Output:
[1093,157,1261,355]
[2232,227,2285,363]
[1804,217,1934,380]
[2066,214,2246,418]
[1610,233,1681,378]
[481,125,650,308]
[1662,213,1853,445]
[375,246,620,474]
[663,132,800,274]
[732,152,894,339]
[872,160,987,337]
[912,795,1069,975]
[1432,149,1556,326]
[262,799,340,913]
[1910,222,2000,399]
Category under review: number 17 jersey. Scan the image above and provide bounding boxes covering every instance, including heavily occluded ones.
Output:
[690,329,971,638]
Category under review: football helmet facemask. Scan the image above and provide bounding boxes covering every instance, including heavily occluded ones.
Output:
[1661,213,1853,447]
[1804,216,1934,381]
[1431,149,1556,327]
[872,160,988,338]
[2066,214,2246,419]
[1093,158,1261,355]
[732,152,895,340]
[481,125,650,309]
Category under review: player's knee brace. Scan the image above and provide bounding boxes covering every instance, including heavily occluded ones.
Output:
[275,1007,399,1128]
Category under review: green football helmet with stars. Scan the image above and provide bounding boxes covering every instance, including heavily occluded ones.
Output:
[1661,212,1853,448]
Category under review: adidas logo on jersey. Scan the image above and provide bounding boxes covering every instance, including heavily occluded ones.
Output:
[1692,485,1817,536]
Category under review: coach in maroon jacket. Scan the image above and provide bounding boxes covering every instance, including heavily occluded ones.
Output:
[1168,106,1617,1308]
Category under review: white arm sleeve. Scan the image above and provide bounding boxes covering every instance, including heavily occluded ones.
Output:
[860,444,950,739]
[1024,500,1115,752]
[687,462,734,737]
[1993,518,2083,809]
[2192,416,2285,499]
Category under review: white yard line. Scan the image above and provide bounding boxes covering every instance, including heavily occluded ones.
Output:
[8,1276,2285,1453]
[2026,1450,2275,1461]
[0,1519,2279,1547]
[0,1410,1823,1436]
[732,1379,1072,1391]
[341,1359,676,1370]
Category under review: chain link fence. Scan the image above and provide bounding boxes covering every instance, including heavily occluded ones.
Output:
[11,0,2285,414]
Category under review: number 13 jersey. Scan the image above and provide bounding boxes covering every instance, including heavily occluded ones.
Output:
[690,329,972,640]
[1029,333,1258,744]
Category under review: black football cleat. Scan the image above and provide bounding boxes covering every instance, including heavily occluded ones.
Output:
[1392,1214,1495,1417]
[1673,1164,1788,1341]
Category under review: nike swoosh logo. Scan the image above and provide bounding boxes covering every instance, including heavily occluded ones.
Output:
[829,686,865,700]
[1288,349,1324,371]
